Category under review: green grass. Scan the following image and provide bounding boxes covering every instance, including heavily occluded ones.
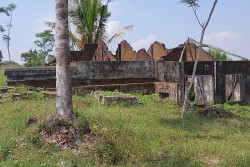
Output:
[0,63,249,166]
[0,94,249,166]
[0,61,20,86]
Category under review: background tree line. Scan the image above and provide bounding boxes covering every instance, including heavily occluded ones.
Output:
[21,30,55,67]
[0,3,16,62]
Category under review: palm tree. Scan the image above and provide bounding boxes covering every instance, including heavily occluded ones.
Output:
[55,0,72,118]
[69,0,133,50]
[69,0,111,43]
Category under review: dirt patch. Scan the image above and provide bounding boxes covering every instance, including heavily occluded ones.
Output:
[26,117,38,126]
[204,156,220,166]
[39,115,91,149]
[198,107,236,118]
[40,125,77,148]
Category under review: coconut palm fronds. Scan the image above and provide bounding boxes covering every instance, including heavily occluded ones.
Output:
[107,25,134,46]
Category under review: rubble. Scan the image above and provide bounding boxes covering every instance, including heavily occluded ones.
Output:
[198,107,236,118]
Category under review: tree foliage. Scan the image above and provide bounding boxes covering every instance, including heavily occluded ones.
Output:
[21,29,55,66]
[69,0,111,44]
[1,3,17,61]
[68,0,133,50]
[180,0,199,7]
[34,30,55,63]
[21,49,45,67]
[208,49,231,61]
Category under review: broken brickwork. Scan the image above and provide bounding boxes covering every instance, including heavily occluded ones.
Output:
[162,43,214,62]
[135,49,152,61]
[147,41,169,60]
[116,40,136,61]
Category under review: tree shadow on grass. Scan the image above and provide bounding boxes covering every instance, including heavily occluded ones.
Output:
[159,111,250,140]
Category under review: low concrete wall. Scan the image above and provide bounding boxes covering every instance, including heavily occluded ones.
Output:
[73,83,155,96]
[72,61,155,80]
[5,61,156,88]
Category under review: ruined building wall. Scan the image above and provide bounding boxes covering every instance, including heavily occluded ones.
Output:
[116,40,137,61]
[5,60,250,106]
[147,41,169,60]
[162,44,214,62]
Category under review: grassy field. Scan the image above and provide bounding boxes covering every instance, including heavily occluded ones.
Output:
[0,94,249,166]
[0,63,249,166]
[0,61,20,86]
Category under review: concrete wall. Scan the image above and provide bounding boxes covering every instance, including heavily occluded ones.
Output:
[6,61,156,88]
[72,61,155,80]
[194,75,214,107]
[6,60,250,106]
[215,61,250,104]
[157,60,181,83]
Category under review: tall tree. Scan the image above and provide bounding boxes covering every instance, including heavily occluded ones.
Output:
[34,30,55,63]
[2,3,16,61]
[55,0,73,118]
[180,0,218,117]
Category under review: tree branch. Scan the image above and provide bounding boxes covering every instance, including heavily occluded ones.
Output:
[204,0,218,29]
[191,6,202,27]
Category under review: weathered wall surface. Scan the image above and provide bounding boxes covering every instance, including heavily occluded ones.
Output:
[73,83,155,96]
[6,61,156,88]
[183,61,214,75]
[136,49,152,61]
[194,75,214,107]
[116,40,136,61]
[157,60,181,83]
[92,40,117,61]
[147,42,169,60]
[6,60,250,106]
[155,82,180,104]
[162,44,214,62]
[72,61,155,80]
[215,61,250,104]
[185,44,215,61]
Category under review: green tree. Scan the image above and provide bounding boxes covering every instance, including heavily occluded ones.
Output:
[69,0,111,44]
[20,29,55,66]
[34,30,55,63]
[21,49,45,67]
[208,49,231,61]
[0,50,3,62]
[68,0,133,50]
[2,3,16,61]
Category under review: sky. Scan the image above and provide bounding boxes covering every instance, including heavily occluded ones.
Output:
[0,0,250,64]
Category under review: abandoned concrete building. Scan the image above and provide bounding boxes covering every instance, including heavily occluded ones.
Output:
[5,40,249,107]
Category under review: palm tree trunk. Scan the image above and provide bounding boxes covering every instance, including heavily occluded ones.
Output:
[55,0,73,118]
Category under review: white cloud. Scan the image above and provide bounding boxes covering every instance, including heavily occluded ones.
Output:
[106,20,120,36]
[204,31,238,41]
[36,14,55,32]
[132,34,157,50]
